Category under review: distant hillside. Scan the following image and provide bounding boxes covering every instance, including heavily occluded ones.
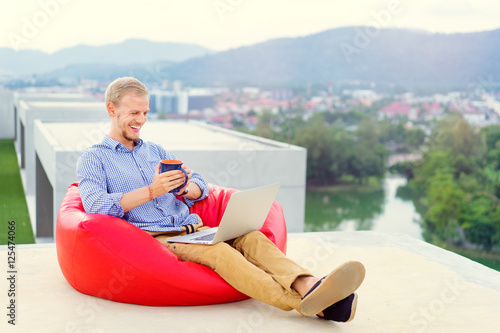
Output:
[161,27,500,87]
[0,39,212,76]
[4,28,500,88]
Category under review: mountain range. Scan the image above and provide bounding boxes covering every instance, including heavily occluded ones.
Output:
[0,39,212,76]
[164,27,500,87]
[2,27,500,88]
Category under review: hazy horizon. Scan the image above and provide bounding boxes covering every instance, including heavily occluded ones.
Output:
[1,0,500,54]
[3,25,500,55]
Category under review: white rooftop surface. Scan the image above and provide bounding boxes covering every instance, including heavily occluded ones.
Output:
[42,121,291,152]
[24,101,103,109]
[15,92,97,102]
[1,231,499,333]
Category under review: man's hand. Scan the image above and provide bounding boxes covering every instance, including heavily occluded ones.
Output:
[151,163,189,198]
[119,163,201,212]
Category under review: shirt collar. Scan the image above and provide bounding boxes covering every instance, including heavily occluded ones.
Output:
[102,135,143,151]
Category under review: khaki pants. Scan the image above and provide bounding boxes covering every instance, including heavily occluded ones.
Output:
[147,222,311,311]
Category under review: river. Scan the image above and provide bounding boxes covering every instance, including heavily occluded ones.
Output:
[305,176,424,240]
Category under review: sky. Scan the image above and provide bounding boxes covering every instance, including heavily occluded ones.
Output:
[1,0,500,54]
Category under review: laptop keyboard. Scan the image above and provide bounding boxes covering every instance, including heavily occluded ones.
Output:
[192,233,216,242]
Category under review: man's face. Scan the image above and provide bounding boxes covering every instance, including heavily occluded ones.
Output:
[109,94,149,146]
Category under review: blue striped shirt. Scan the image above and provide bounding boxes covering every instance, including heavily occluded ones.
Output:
[76,135,209,232]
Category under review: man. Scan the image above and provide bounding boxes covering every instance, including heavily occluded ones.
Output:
[77,77,365,322]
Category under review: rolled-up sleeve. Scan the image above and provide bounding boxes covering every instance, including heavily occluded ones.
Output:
[76,151,125,217]
[183,172,209,208]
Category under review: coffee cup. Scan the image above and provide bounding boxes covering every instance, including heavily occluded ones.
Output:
[160,159,188,193]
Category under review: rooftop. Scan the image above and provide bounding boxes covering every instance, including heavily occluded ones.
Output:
[15,92,97,103]
[23,101,103,109]
[2,231,499,332]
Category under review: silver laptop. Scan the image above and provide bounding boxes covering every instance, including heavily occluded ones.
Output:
[168,183,280,245]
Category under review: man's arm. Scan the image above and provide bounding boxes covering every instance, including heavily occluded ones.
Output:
[176,165,209,206]
[77,151,125,217]
[181,181,203,200]
[119,163,187,212]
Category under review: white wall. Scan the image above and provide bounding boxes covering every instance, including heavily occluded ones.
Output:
[0,91,15,139]
[18,101,108,196]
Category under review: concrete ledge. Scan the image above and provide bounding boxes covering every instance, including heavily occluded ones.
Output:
[1,231,499,332]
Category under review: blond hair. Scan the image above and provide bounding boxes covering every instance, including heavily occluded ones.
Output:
[105,77,149,106]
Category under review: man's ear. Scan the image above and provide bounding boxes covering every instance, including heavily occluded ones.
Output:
[107,102,116,117]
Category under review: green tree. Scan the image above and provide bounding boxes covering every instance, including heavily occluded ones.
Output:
[406,114,500,251]
[293,113,354,184]
[482,125,500,154]
[405,128,426,150]
[294,113,337,183]
[347,117,388,183]
[411,150,455,193]
[328,127,352,181]
[430,113,485,161]
[255,110,274,139]
[481,125,500,197]
[461,194,500,250]
[274,114,306,144]
[425,172,466,240]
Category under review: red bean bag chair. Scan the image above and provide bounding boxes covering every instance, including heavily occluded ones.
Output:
[56,183,287,306]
